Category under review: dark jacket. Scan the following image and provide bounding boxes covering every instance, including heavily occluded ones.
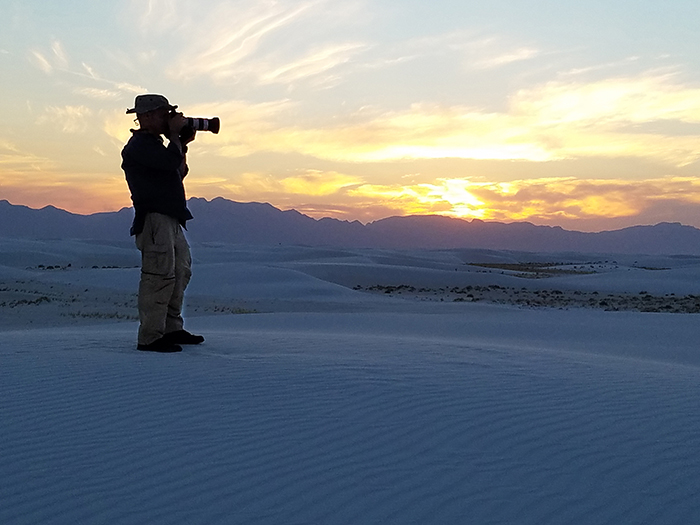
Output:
[121,130,194,236]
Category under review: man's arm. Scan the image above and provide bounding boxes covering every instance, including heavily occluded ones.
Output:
[168,113,186,155]
[124,113,189,172]
[169,113,195,178]
[125,135,184,172]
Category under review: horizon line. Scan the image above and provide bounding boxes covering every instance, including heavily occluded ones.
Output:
[1,196,691,235]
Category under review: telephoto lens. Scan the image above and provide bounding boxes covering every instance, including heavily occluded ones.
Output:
[185,117,220,134]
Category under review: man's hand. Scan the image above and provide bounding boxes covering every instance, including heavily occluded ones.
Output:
[181,129,197,145]
[168,112,186,139]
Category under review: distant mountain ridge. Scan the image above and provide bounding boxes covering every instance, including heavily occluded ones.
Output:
[2,197,700,255]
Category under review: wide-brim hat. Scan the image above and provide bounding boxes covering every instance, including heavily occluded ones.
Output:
[126,94,177,115]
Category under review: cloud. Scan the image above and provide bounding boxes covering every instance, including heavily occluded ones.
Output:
[116,82,148,94]
[170,1,320,81]
[29,50,53,74]
[36,106,93,134]
[347,176,700,227]
[508,71,700,165]
[291,202,400,222]
[73,82,146,101]
[103,109,138,146]
[28,39,148,106]
[0,140,54,170]
[81,62,99,79]
[51,40,69,69]
[0,169,131,215]
[74,88,123,100]
[184,70,700,167]
[130,0,182,34]
[276,170,362,195]
[513,69,700,125]
[141,0,371,88]
[375,31,541,72]
[260,43,370,86]
[188,169,363,201]
[183,100,546,162]
[472,46,540,69]
[198,101,555,162]
[29,39,71,74]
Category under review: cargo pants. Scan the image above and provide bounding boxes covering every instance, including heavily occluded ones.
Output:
[135,213,192,346]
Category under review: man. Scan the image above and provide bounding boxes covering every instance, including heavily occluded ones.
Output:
[122,94,204,353]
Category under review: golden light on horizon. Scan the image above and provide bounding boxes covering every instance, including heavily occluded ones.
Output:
[7,171,700,232]
[278,171,361,196]
[349,179,497,220]
[574,194,641,217]
[342,176,700,226]
[425,179,486,219]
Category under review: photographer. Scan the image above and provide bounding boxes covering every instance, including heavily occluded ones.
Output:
[121,94,204,353]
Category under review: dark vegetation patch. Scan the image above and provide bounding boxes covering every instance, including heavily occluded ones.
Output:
[354,284,700,313]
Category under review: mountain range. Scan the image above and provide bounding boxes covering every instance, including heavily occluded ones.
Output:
[2,197,700,255]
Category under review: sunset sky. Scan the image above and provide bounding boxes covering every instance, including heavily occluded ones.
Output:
[3,0,700,231]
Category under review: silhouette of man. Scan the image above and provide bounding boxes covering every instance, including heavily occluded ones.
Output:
[121,94,204,352]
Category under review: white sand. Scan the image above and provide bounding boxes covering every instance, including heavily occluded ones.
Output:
[2,239,700,524]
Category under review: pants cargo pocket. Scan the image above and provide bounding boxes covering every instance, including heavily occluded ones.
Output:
[141,248,173,277]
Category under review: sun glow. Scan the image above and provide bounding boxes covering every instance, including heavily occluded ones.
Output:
[425,179,486,219]
[343,176,700,226]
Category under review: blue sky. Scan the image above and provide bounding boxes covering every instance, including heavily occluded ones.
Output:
[2,0,700,230]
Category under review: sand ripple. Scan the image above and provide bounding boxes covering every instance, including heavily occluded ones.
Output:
[2,326,700,524]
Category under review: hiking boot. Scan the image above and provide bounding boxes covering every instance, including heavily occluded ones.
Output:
[137,337,183,353]
[164,330,205,345]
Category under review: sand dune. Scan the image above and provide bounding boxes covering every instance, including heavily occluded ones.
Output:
[2,239,700,524]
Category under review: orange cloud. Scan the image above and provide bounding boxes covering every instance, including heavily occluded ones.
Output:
[1,169,130,214]
[343,176,700,226]
[7,159,700,231]
[186,170,363,202]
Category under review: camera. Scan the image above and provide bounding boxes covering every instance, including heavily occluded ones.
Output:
[184,117,220,134]
[170,111,220,142]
